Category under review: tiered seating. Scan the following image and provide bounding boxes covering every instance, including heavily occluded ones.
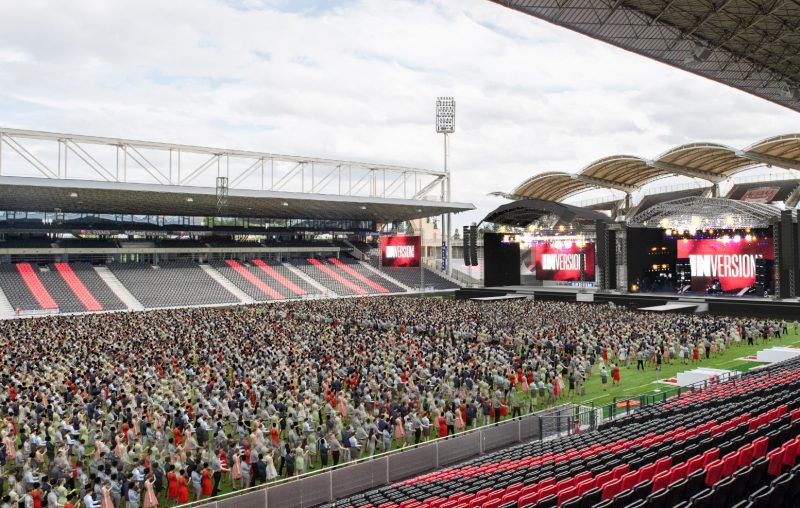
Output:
[329,258,405,293]
[250,259,316,296]
[324,358,800,508]
[108,261,238,308]
[0,264,58,311]
[211,260,286,301]
[292,259,365,296]
[55,263,126,311]
[380,267,461,290]
[39,266,96,313]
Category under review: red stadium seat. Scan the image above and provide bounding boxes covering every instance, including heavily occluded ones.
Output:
[637,462,657,483]
[601,478,621,500]
[722,452,739,477]
[573,472,592,485]
[669,462,688,483]
[620,471,639,491]
[557,486,579,505]
[577,478,595,495]
[686,455,705,474]
[702,448,720,466]
[783,438,798,467]
[612,464,630,480]
[651,471,671,493]
[767,448,784,477]
[594,470,614,489]
[753,437,769,459]
[704,460,722,487]
[738,443,754,468]
[654,456,672,475]
[537,484,557,500]
[517,492,537,508]
[555,478,574,491]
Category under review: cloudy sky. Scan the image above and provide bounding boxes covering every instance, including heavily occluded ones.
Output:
[1,0,799,227]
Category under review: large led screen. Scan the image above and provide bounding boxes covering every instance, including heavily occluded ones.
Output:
[676,237,773,292]
[534,242,595,281]
[381,235,421,267]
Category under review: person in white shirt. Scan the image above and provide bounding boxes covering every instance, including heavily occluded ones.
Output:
[82,486,99,508]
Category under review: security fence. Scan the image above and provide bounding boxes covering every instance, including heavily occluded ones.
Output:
[186,404,575,508]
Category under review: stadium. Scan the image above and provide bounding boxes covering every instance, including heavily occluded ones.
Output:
[1,2,800,508]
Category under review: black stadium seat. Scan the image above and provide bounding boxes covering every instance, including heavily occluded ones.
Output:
[690,487,713,508]
[644,488,668,508]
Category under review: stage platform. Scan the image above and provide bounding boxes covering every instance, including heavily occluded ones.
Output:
[458,286,800,318]
[639,302,707,313]
[470,294,530,301]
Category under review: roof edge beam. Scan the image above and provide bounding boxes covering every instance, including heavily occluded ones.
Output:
[735,150,800,172]
[646,160,727,184]
[573,174,635,193]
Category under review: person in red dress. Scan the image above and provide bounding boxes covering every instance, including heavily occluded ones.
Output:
[167,465,178,502]
[437,413,447,438]
[201,464,213,497]
[177,470,190,504]
[31,485,42,508]
[611,364,621,387]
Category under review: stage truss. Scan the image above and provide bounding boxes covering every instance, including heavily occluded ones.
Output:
[628,196,787,230]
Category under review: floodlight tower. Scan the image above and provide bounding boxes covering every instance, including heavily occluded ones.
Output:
[436,97,455,277]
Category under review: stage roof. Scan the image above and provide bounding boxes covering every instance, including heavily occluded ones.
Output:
[482,198,612,227]
[509,133,800,201]
[490,0,800,113]
[628,196,788,229]
[0,176,474,222]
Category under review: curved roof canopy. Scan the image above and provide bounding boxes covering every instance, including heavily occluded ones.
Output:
[579,155,667,190]
[489,0,800,113]
[653,143,756,182]
[513,172,595,201]
[509,133,800,202]
[739,134,800,171]
[483,198,612,228]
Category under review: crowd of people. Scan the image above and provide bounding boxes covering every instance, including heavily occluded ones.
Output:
[0,297,795,507]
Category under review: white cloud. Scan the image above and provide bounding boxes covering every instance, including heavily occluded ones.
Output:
[0,0,797,228]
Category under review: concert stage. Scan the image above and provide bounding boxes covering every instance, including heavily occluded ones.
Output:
[457,285,800,318]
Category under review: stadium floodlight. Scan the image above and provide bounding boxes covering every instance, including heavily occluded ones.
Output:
[435,97,455,134]
[435,97,455,277]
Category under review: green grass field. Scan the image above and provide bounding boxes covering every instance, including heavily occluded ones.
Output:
[571,330,800,409]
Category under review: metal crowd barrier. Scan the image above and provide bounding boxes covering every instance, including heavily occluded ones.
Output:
[185,404,575,508]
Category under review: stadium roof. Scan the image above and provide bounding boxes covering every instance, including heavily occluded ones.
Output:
[482,198,612,227]
[0,127,474,222]
[0,176,474,222]
[490,0,800,113]
[510,133,800,201]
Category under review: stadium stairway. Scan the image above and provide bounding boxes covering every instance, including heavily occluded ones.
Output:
[283,262,331,296]
[328,258,390,293]
[0,287,14,317]
[213,260,285,301]
[93,265,144,310]
[251,259,309,296]
[305,258,368,296]
[198,264,254,304]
